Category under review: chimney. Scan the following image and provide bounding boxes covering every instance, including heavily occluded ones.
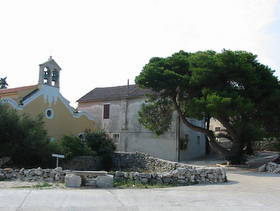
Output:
[127,79,129,97]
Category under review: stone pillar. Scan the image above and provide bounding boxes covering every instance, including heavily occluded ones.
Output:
[54,72,60,88]
[38,66,45,85]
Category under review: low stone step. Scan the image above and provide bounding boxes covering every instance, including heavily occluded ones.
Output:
[72,171,107,177]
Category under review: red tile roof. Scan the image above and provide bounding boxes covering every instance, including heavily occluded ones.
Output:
[0,85,38,95]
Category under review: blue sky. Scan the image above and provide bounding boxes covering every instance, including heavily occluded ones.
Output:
[0,0,279,106]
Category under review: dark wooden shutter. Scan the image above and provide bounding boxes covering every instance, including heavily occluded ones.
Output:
[103,104,110,119]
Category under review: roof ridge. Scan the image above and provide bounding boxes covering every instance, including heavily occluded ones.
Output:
[94,84,137,89]
[77,84,151,103]
[0,85,38,94]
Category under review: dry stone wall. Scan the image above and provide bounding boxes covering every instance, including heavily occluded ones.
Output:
[258,162,280,174]
[112,152,227,184]
[0,152,227,186]
[112,152,185,172]
[0,167,66,182]
[114,167,226,185]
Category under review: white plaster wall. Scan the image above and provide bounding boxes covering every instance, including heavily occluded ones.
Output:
[123,98,178,161]
[78,97,178,161]
[78,97,206,161]
[179,118,206,161]
[78,103,102,128]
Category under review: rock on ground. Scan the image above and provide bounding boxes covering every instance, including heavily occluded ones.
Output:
[65,174,81,188]
[96,175,113,188]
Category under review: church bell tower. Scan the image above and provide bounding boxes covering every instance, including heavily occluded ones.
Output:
[38,56,61,88]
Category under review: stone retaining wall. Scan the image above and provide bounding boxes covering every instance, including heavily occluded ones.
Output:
[0,167,66,182]
[112,152,189,172]
[112,152,227,184]
[114,166,226,185]
[0,152,227,186]
[0,168,113,188]
[113,152,222,171]
[258,162,280,174]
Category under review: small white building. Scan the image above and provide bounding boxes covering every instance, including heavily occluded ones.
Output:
[77,84,206,161]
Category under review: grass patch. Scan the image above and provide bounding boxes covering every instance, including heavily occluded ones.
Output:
[13,182,63,189]
[33,182,53,188]
[13,185,33,189]
[113,179,177,189]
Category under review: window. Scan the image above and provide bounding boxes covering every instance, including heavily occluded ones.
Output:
[49,137,56,142]
[43,67,50,84]
[78,133,86,142]
[197,136,200,145]
[215,127,221,131]
[112,133,120,146]
[179,134,189,150]
[45,108,54,119]
[103,104,110,119]
[113,133,119,139]
[52,70,59,81]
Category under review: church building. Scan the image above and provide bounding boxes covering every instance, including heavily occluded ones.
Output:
[0,57,95,140]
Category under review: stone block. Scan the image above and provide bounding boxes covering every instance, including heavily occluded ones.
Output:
[96,175,113,188]
[258,164,266,172]
[65,174,81,188]
[273,167,280,174]
[115,171,125,177]
[177,179,187,184]
[190,175,195,182]
[140,177,148,184]
[0,173,5,181]
[85,178,97,186]
[162,176,172,184]
[139,173,151,179]
[54,167,63,172]
[54,173,61,181]
[34,167,42,176]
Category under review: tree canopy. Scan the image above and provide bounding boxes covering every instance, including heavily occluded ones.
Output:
[135,50,280,163]
[0,77,8,89]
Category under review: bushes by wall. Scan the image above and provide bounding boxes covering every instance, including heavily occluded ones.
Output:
[84,130,116,169]
[0,104,52,167]
[54,130,116,170]
[55,135,94,160]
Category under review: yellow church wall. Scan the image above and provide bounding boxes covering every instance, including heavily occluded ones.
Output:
[21,95,95,140]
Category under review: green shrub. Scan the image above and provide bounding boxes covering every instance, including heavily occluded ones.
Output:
[0,104,116,169]
[84,130,116,169]
[55,135,95,160]
[53,130,116,169]
[0,104,51,167]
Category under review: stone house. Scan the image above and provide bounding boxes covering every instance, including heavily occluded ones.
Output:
[0,57,95,140]
[77,84,206,161]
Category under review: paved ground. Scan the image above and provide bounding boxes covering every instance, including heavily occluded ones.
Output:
[0,169,279,211]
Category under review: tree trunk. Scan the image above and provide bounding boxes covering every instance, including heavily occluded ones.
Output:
[205,116,210,154]
[245,141,254,155]
[226,140,245,164]
[217,117,247,163]
[172,97,230,157]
